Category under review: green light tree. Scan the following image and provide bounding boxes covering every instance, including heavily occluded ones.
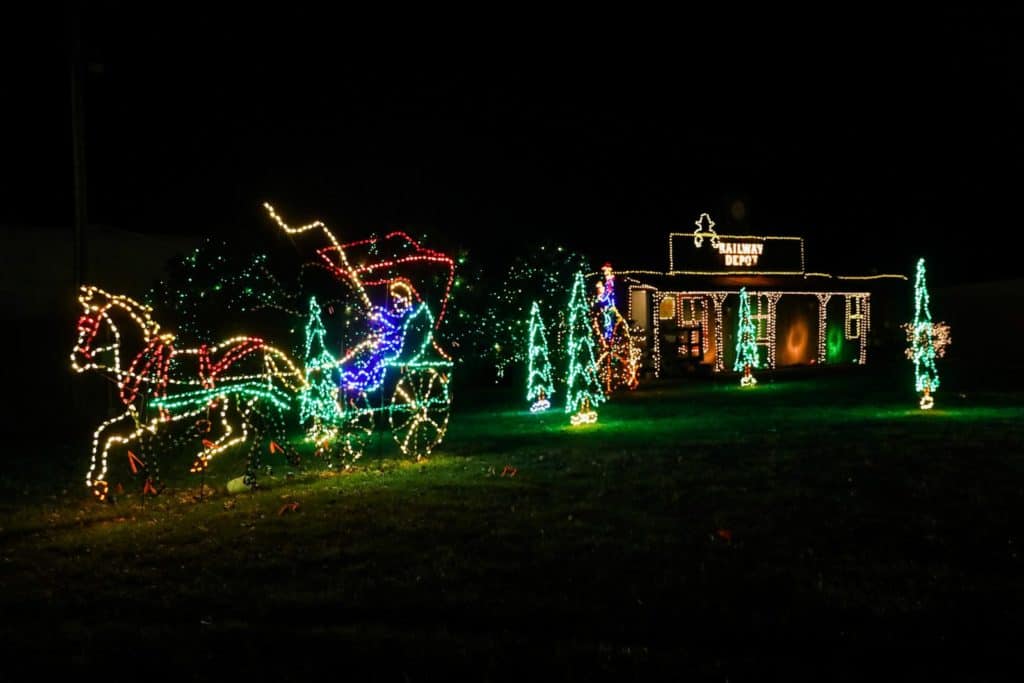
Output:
[733,287,759,386]
[298,296,342,434]
[564,272,604,424]
[526,301,555,412]
[905,258,949,409]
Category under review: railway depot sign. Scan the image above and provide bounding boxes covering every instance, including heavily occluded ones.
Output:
[716,240,764,267]
[669,213,804,274]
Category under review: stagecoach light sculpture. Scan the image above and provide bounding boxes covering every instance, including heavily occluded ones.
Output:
[264,203,455,462]
[71,204,457,502]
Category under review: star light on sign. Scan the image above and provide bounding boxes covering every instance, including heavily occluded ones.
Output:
[693,212,720,249]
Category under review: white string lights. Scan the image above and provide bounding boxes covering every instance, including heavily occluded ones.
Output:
[859,296,871,365]
[765,293,782,369]
[844,296,864,339]
[711,292,728,373]
[651,292,664,377]
[844,294,871,364]
[815,293,832,364]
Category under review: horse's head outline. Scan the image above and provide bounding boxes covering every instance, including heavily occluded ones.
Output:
[71,285,161,374]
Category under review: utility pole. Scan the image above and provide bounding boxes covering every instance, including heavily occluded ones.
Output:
[70,5,97,430]
[70,5,87,286]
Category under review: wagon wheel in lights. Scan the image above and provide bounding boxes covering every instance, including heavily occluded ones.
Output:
[339,390,375,460]
[389,367,451,460]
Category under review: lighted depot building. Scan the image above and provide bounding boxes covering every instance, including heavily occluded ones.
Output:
[618,215,908,378]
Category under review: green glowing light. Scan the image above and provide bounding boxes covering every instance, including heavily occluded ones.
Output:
[150,382,292,412]
[826,323,845,363]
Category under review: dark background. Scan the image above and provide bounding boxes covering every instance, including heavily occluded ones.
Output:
[5,7,1022,283]
[3,12,1022,679]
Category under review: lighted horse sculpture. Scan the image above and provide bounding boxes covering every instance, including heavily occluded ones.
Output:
[71,285,306,501]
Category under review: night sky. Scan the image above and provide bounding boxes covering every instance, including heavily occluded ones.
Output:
[8,8,1023,284]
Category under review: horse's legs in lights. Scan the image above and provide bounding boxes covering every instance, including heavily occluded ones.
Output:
[136,420,163,496]
[189,396,247,475]
[240,397,264,488]
[87,405,146,501]
[264,401,299,471]
[237,398,299,488]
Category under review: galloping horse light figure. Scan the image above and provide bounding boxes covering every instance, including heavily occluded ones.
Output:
[71,285,306,501]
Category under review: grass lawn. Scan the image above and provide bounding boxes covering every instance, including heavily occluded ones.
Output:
[2,366,1023,680]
